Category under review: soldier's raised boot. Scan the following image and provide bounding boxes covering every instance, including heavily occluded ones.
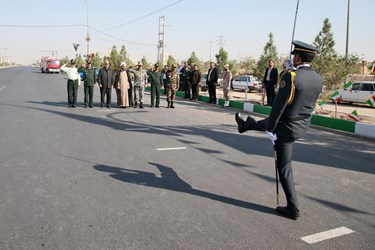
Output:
[170,101,175,108]
[235,113,257,133]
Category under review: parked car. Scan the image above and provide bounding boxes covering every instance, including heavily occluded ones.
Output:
[231,75,262,92]
[332,81,375,106]
[200,73,208,92]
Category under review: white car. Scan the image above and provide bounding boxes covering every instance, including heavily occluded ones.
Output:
[335,81,375,106]
[231,75,262,92]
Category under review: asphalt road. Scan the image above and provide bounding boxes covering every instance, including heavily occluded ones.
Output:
[0,66,374,249]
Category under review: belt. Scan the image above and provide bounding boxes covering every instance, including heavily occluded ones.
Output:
[280,114,311,122]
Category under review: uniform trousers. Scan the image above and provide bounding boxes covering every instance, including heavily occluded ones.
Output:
[84,86,94,106]
[67,79,78,106]
[167,84,176,102]
[150,83,160,107]
[133,84,144,103]
[246,118,299,211]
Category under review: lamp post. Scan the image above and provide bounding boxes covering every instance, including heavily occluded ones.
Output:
[84,0,90,57]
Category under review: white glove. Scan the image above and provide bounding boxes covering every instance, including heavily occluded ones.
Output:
[266,131,277,145]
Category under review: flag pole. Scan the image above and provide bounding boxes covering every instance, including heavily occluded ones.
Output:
[289,0,300,61]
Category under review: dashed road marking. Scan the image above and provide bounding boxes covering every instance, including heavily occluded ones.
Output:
[0,86,6,92]
[301,226,355,244]
[156,147,186,151]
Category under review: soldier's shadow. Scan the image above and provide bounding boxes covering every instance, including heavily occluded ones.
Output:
[94,162,276,216]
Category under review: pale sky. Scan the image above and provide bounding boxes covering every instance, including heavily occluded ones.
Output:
[1,0,373,64]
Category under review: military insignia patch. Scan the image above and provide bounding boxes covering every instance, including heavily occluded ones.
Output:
[280,81,286,88]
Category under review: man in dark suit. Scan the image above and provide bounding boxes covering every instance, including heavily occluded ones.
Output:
[235,41,324,220]
[263,60,278,106]
[97,60,114,108]
[206,62,218,104]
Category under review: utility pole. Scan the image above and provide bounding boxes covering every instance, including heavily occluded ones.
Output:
[345,0,350,58]
[84,0,90,57]
[217,34,225,49]
[157,16,166,66]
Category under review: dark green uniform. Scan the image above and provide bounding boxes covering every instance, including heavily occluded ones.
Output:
[79,67,97,108]
[147,69,163,108]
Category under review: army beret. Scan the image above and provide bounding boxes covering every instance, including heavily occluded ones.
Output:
[291,40,318,55]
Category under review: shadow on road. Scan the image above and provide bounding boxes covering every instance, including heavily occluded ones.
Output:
[93,162,277,216]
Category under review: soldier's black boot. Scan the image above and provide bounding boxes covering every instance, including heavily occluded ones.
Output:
[140,102,143,109]
[235,113,266,133]
[170,101,175,108]
[134,102,138,108]
[167,101,170,108]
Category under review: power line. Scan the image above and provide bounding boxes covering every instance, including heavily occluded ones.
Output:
[100,0,183,32]
[0,24,83,28]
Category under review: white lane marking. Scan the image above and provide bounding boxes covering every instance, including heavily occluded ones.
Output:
[0,86,6,92]
[125,128,150,131]
[301,226,355,244]
[156,147,186,151]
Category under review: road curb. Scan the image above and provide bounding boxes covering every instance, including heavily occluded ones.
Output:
[155,88,375,140]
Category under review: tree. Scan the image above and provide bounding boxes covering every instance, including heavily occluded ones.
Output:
[141,56,149,69]
[60,56,69,66]
[313,18,337,82]
[109,45,120,70]
[215,47,229,73]
[118,45,132,67]
[254,33,278,80]
[92,52,103,68]
[240,56,257,74]
[166,55,177,67]
[312,18,361,89]
[187,51,203,70]
[74,54,85,67]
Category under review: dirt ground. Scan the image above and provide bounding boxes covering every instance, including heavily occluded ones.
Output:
[202,88,375,125]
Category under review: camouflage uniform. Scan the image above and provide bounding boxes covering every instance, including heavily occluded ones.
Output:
[167,69,179,108]
[130,67,147,108]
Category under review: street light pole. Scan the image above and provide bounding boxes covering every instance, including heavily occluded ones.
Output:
[84,0,90,57]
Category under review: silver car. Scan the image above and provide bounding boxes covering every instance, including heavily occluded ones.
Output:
[335,81,375,106]
[231,75,262,92]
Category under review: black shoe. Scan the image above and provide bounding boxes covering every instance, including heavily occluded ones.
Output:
[140,103,143,109]
[235,113,246,133]
[155,105,159,108]
[276,206,300,220]
[170,102,175,108]
[106,105,111,108]
[89,105,93,108]
[72,105,76,108]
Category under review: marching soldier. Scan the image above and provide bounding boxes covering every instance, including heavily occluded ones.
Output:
[166,65,179,108]
[235,41,324,220]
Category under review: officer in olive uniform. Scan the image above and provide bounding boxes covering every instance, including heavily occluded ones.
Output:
[78,61,97,108]
[235,41,324,220]
[166,65,180,108]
